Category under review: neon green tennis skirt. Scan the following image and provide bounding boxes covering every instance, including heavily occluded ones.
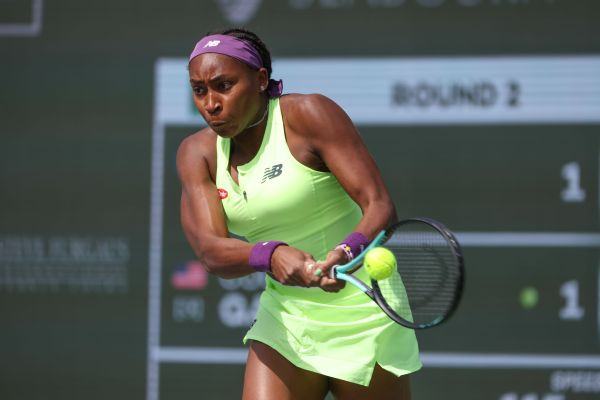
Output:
[243,270,422,386]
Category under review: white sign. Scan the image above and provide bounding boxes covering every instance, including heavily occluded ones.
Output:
[155,55,600,125]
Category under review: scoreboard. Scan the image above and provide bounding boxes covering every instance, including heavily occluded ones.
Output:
[149,54,600,399]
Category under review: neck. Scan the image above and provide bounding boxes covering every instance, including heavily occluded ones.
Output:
[231,99,269,160]
[246,104,268,129]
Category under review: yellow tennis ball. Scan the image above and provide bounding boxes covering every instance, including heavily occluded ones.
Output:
[364,247,396,280]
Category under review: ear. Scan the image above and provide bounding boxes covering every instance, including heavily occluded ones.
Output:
[257,67,269,92]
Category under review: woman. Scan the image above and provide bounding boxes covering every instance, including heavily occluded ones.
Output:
[178,28,421,399]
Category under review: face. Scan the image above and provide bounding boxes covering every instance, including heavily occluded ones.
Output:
[189,53,267,138]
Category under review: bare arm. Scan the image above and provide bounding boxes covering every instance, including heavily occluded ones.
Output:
[284,94,396,241]
[177,130,321,286]
[283,94,396,286]
[177,131,254,279]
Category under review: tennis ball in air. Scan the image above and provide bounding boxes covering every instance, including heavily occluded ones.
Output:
[364,247,396,280]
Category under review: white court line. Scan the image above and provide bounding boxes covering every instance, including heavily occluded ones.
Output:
[598,260,600,345]
[154,347,247,364]
[154,347,600,369]
[387,232,600,248]
[146,68,167,400]
[0,0,43,37]
[420,352,600,369]
[455,232,600,247]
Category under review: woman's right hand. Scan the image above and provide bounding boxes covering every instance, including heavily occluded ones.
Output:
[269,246,321,288]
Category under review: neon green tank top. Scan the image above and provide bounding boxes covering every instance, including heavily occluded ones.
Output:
[217,98,422,384]
[215,97,363,298]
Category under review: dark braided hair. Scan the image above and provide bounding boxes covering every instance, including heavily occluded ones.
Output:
[211,28,273,78]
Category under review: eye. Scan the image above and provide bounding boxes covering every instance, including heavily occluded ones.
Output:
[192,85,206,96]
[218,81,233,91]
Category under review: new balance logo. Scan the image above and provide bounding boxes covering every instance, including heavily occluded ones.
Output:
[262,164,283,183]
[204,40,221,48]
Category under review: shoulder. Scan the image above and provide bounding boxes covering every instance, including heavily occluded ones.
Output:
[280,93,349,133]
[176,127,218,183]
[176,127,217,165]
[279,93,356,145]
[280,93,336,113]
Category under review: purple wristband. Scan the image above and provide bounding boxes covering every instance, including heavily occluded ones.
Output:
[249,241,288,272]
[338,232,369,260]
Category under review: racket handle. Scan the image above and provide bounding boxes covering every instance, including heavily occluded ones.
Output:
[330,265,338,279]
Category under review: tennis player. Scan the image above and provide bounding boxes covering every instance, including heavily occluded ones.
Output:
[178,28,421,399]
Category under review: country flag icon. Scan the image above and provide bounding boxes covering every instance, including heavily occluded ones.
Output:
[171,261,208,290]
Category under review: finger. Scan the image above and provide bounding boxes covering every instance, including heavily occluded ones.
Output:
[278,268,306,287]
[316,250,345,276]
[319,276,345,292]
[304,261,323,286]
[320,283,342,293]
[314,259,328,273]
[305,260,321,276]
[316,263,338,282]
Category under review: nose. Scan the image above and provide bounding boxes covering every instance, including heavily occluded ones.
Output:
[204,91,222,115]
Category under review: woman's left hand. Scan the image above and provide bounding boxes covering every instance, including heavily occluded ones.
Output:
[313,247,348,292]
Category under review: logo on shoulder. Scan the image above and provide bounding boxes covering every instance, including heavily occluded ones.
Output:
[217,188,228,200]
[261,164,283,183]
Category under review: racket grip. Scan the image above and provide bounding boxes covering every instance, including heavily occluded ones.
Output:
[330,265,338,279]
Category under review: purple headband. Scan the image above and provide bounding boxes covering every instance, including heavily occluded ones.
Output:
[189,34,283,98]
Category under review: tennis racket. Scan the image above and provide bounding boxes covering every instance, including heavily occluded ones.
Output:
[331,217,464,329]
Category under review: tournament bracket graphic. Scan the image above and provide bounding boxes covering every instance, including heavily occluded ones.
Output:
[147,56,600,400]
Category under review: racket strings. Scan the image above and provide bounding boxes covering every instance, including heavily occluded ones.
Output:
[378,228,460,325]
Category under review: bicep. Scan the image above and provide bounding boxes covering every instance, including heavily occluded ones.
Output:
[180,176,229,249]
[176,137,228,254]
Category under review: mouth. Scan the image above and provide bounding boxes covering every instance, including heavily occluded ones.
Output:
[208,120,237,136]
[208,120,229,132]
